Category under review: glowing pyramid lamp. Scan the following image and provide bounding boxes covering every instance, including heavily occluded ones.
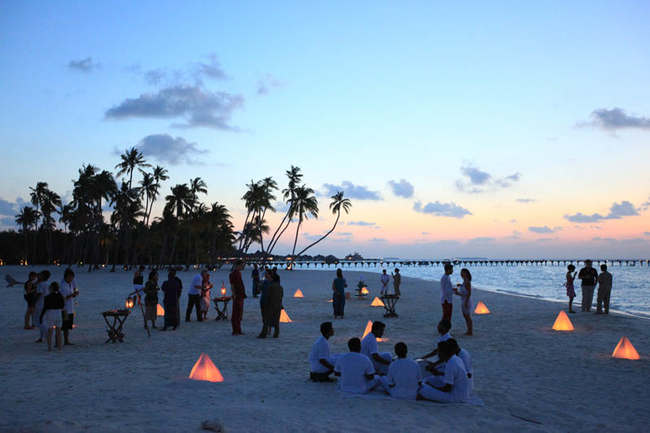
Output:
[612,336,640,360]
[371,297,384,307]
[189,353,224,383]
[552,311,574,331]
[360,287,370,295]
[474,301,490,314]
[157,304,165,316]
[280,309,292,323]
[293,289,304,298]
[361,320,373,339]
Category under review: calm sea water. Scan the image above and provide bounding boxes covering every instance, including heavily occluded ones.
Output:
[305,262,650,318]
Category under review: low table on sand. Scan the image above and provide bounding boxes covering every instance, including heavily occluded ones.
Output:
[380,295,399,318]
[212,296,232,321]
[102,309,130,343]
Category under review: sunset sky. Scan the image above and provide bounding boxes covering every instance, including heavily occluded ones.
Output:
[1,1,649,258]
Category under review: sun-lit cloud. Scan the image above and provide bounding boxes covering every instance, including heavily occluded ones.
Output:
[348,221,376,226]
[413,201,472,219]
[582,107,650,131]
[105,85,244,130]
[321,181,382,200]
[528,226,562,234]
[388,179,414,198]
[564,200,639,223]
[67,57,100,73]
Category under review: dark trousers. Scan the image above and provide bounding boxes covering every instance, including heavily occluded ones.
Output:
[442,301,453,321]
[597,288,611,314]
[333,295,345,316]
[164,304,177,328]
[186,294,202,321]
[231,299,243,333]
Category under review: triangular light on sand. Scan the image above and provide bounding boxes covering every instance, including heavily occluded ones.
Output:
[280,309,292,323]
[189,353,224,383]
[360,287,370,295]
[371,297,384,307]
[361,320,373,339]
[612,336,640,360]
[474,301,490,314]
[157,304,165,316]
[552,310,574,331]
[293,289,304,298]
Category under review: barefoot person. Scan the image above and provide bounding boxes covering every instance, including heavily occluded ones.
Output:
[161,270,182,331]
[392,269,402,297]
[578,260,598,312]
[419,319,453,373]
[379,342,422,400]
[334,338,378,394]
[34,270,51,343]
[229,260,246,336]
[22,271,39,329]
[380,269,390,295]
[200,272,213,321]
[332,268,347,319]
[456,268,473,336]
[59,268,79,345]
[309,322,340,382]
[186,270,206,322]
[251,264,260,298]
[418,340,470,403]
[565,265,577,313]
[596,264,613,315]
[39,282,65,352]
[259,272,283,338]
[440,264,454,321]
[144,271,159,329]
[361,321,392,375]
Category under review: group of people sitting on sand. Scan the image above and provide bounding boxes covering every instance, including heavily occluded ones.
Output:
[309,319,473,403]
[9,268,80,351]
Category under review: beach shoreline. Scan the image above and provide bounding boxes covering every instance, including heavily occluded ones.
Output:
[1,268,648,432]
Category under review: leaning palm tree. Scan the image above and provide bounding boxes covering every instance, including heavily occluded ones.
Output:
[288,185,319,267]
[294,191,352,259]
[115,147,151,189]
[266,166,302,258]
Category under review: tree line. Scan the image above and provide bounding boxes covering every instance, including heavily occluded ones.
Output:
[4,148,351,270]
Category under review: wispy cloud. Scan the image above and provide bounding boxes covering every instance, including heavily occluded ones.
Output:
[528,226,562,234]
[138,54,227,87]
[105,85,244,130]
[413,201,472,219]
[133,134,208,165]
[369,237,386,243]
[564,201,639,223]
[67,57,100,73]
[388,179,414,198]
[348,221,376,226]
[455,165,521,193]
[516,198,536,203]
[321,181,382,201]
[581,107,650,131]
[257,74,282,96]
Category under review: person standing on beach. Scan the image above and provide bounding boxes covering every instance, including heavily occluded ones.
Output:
[34,270,51,343]
[380,270,390,295]
[22,271,38,329]
[200,272,213,320]
[133,265,145,295]
[565,264,577,313]
[251,264,260,298]
[59,268,79,345]
[440,264,454,321]
[39,282,65,352]
[393,269,402,297]
[596,264,613,314]
[332,268,347,318]
[229,260,246,335]
[578,260,598,312]
[259,272,283,338]
[456,268,473,336]
[161,270,181,330]
[174,273,183,328]
[144,271,159,329]
[258,270,273,337]
[186,270,205,322]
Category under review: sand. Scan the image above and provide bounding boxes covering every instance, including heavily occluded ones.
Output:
[0,267,648,432]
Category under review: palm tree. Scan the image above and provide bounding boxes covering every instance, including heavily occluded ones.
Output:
[185,177,207,267]
[115,147,151,189]
[294,191,352,258]
[164,184,193,265]
[266,166,302,258]
[207,202,234,266]
[15,206,40,263]
[288,185,318,267]
[40,189,62,264]
[147,165,169,225]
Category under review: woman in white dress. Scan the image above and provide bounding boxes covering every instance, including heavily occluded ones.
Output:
[457,268,473,336]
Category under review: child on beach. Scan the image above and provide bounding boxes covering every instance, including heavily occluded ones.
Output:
[565,265,577,313]
[39,282,65,351]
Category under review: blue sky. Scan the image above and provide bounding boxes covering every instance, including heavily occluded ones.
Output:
[1,1,649,258]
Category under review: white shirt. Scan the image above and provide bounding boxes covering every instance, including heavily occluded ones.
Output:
[385,358,422,400]
[361,333,379,359]
[309,336,331,373]
[438,332,452,343]
[458,348,472,376]
[59,279,77,314]
[189,274,202,295]
[440,274,454,304]
[36,281,49,309]
[442,355,470,403]
[334,352,375,394]
[380,274,389,288]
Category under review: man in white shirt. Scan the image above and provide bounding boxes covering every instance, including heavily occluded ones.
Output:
[186,270,206,322]
[419,319,452,373]
[309,322,340,382]
[361,321,392,375]
[419,340,470,403]
[59,268,79,345]
[440,264,454,321]
[33,270,52,342]
[334,338,377,394]
[379,342,422,400]
[380,270,390,295]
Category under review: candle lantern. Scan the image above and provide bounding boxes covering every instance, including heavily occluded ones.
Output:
[221,285,227,296]
[125,296,135,309]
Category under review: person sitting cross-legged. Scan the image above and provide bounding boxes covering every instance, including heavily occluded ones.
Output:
[309,322,340,382]
[418,340,470,403]
[379,342,422,400]
[419,319,453,373]
[334,338,378,394]
[361,321,392,375]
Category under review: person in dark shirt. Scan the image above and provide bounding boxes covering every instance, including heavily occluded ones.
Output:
[252,264,260,298]
[144,271,160,328]
[40,282,65,351]
[229,260,246,335]
[257,271,273,338]
[578,260,599,312]
[161,270,182,331]
[174,275,183,328]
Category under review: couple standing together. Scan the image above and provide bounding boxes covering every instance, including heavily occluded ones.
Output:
[440,264,473,336]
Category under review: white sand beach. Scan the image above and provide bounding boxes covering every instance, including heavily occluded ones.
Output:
[1,268,648,432]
